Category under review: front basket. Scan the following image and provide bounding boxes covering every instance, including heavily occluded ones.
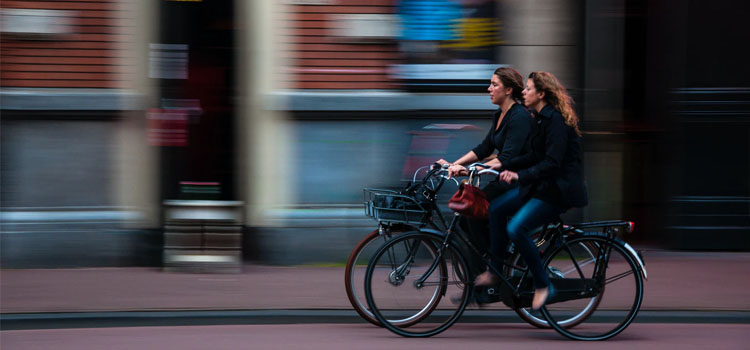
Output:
[363,188,429,225]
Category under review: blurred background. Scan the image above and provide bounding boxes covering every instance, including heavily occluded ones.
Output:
[1,0,749,269]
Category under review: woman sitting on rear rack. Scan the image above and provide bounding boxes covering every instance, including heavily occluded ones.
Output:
[475,71,588,311]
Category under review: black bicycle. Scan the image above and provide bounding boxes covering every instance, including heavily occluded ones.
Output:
[349,164,591,329]
[349,164,560,328]
[363,164,647,340]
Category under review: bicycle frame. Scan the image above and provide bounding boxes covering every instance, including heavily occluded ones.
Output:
[409,212,537,297]
[403,213,641,309]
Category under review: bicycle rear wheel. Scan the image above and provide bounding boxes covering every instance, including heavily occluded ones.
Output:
[364,232,471,337]
[540,235,643,340]
[507,239,603,329]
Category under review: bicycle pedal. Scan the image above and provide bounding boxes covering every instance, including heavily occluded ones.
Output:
[474,286,502,304]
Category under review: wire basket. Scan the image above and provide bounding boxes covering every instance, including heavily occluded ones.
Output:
[363,188,429,225]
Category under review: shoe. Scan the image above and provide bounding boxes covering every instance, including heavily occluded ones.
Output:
[450,293,487,308]
[531,283,556,311]
[474,271,499,287]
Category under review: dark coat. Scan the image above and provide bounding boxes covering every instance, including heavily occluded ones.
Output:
[472,103,533,201]
[472,103,533,165]
[501,105,588,208]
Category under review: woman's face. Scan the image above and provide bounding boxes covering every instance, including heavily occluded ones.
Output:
[488,74,509,105]
[523,78,543,109]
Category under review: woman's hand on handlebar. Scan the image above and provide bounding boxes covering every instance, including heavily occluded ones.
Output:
[448,164,468,178]
[436,159,451,167]
[499,170,519,184]
[484,158,503,170]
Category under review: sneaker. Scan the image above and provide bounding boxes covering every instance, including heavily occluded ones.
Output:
[531,283,557,311]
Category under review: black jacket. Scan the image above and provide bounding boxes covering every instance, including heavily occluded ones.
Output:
[501,105,588,208]
[472,103,533,165]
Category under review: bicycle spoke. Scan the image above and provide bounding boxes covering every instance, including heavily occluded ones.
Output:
[542,236,643,341]
[365,232,470,337]
[559,256,597,276]
[418,279,462,287]
[563,243,589,279]
[605,269,635,284]
[388,238,419,275]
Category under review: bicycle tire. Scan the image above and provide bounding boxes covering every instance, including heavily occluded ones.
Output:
[364,232,471,337]
[540,235,643,340]
[345,228,434,327]
[507,239,603,329]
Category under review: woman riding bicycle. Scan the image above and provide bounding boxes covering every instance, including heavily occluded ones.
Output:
[437,66,532,200]
[475,71,588,311]
[437,67,532,264]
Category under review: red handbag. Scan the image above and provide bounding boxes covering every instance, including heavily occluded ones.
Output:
[448,180,488,219]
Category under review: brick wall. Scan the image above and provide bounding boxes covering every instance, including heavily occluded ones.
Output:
[281,0,401,90]
[0,0,133,89]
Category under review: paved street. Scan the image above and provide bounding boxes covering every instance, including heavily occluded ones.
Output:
[3,323,749,350]
[2,250,749,313]
[2,250,748,348]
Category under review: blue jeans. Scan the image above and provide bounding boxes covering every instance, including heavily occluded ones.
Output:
[488,187,565,289]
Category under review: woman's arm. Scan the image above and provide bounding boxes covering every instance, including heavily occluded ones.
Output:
[438,117,497,176]
[501,145,538,172]
[516,114,568,185]
[452,150,479,166]
[437,150,479,178]
[471,127,494,161]
[501,151,536,171]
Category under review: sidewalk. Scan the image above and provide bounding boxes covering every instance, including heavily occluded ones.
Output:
[1,249,749,314]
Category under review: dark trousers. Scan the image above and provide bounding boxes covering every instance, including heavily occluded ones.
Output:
[459,180,515,277]
[488,187,565,289]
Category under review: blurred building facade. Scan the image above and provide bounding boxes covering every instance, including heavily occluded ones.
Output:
[1,0,748,268]
[1,0,159,266]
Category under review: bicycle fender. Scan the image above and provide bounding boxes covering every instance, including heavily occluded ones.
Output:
[576,232,648,281]
[622,242,648,281]
[418,228,446,237]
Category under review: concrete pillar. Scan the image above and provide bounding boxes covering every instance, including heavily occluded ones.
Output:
[497,0,582,88]
[114,0,160,228]
[236,0,294,227]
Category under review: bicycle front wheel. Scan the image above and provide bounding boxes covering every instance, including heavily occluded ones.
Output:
[345,228,427,327]
[540,235,644,340]
[364,232,471,337]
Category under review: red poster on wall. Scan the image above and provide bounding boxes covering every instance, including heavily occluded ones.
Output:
[147,108,188,147]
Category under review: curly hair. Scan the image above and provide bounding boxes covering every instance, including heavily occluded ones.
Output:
[494,67,525,104]
[528,71,581,136]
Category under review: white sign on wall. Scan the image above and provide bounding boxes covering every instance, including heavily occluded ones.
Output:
[331,14,398,39]
[283,0,334,4]
[1,9,72,35]
[149,43,189,80]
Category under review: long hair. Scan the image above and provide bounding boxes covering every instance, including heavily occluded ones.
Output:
[528,71,581,136]
[494,67,524,105]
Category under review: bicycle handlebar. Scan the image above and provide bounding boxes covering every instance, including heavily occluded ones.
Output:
[467,163,499,176]
[411,162,502,191]
[476,168,500,176]
[427,162,503,184]
[468,162,490,169]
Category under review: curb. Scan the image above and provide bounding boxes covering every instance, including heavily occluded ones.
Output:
[2,310,749,330]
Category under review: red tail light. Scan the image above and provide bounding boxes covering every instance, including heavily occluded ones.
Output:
[626,221,635,233]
